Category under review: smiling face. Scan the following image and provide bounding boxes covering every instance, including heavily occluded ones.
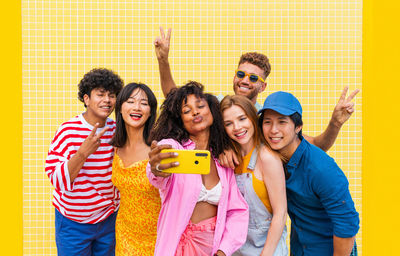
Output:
[120,88,151,130]
[223,105,255,149]
[261,109,302,159]
[84,87,116,122]
[233,62,267,103]
[181,94,214,136]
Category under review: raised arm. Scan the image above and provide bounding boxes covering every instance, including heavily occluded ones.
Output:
[304,86,359,151]
[154,27,177,97]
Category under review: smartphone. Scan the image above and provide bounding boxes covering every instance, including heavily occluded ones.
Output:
[160,149,211,174]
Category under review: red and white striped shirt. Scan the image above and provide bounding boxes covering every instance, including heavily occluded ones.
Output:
[45,114,120,224]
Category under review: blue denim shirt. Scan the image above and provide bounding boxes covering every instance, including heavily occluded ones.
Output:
[286,137,359,256]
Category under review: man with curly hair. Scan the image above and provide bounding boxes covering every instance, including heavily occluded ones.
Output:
[45,68,123,256]
[152,27,359,168]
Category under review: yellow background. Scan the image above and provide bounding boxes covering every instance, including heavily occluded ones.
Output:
[1,0,399,255]
[362,0,400,254]
[21,0,363,254]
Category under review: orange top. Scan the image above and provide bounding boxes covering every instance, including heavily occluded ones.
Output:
[112,153,161,256]
[235,147,273,214]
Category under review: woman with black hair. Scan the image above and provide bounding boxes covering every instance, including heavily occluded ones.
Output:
[109,83,161,255]
[146,81,249,256]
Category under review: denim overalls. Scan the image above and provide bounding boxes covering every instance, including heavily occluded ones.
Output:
[233,147,288,256]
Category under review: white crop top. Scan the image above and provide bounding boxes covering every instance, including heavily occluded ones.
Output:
[197,182,222,205]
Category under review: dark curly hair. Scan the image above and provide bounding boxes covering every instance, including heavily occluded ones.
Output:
[78,68,124,107]
[149,81,232,158]
[109,83,157,147]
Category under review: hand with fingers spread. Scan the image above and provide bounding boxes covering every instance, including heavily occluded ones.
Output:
[330,86,360,128]
[67,123,110,182]
[78,123,110,159]
[218,148,239,169]
[305,87,360,152]
[154,27,172,62]
[148,140,178,178]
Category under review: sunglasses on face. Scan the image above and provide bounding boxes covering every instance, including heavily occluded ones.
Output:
[235,70,265,83]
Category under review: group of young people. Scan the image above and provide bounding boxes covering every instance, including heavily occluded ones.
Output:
[45,28,359,256]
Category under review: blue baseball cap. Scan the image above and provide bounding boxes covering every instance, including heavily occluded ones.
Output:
[258,91,302,116]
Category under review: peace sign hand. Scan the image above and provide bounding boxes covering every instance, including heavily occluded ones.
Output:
[154,27,172,62]
[78,123,110,159]
[330,86,360,128]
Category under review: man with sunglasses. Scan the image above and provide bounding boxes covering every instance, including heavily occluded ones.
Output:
[152,27,359,167]
[227,52,271,111]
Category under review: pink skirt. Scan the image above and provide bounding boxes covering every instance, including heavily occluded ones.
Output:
[175,216,217,256]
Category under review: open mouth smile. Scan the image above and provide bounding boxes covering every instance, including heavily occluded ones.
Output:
[234,130,247,139]
[130,113,143,120]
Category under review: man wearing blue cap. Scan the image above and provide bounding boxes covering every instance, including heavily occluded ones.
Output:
[259,91,359,256]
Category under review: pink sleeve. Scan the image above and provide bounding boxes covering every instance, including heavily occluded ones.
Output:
[218,169,249,255]
[146,161,172,191]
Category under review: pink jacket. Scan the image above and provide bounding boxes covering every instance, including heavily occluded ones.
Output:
[146,138,249,256]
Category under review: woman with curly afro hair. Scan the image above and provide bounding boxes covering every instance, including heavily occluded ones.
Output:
[146,81,249,256]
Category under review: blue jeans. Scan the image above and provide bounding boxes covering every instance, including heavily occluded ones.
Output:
[55,209,117,256]
[290,241,358,256]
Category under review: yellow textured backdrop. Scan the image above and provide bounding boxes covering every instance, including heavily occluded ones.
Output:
[22,0,362,255]
[362,0,400,255]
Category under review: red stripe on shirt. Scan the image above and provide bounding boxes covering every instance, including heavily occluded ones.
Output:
[46,115,119,224]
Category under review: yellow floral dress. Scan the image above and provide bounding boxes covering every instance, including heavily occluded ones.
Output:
[112,153,161,256]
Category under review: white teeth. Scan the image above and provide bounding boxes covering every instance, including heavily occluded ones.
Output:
[270,137,281,142]
[239,86,249,91]
[130,114,142,118]
[101,106,110,109]
[235,131,246,137]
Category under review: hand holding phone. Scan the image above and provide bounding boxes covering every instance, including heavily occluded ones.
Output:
[149,141,176,178]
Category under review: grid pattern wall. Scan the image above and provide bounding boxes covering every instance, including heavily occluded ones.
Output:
[22,0,362,255]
